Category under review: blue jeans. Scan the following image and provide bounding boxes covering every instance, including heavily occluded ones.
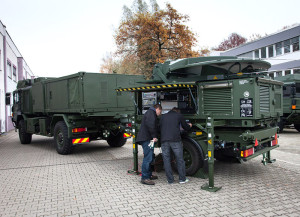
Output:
[161,141,186,183]
[141,141,154,180]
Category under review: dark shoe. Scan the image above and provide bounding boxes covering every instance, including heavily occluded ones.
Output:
[141,179,155,185]
[179,178,189,184]
[150,175,158,180]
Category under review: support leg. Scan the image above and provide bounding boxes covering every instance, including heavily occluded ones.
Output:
[201,116,222,192]
[262,151,276,165]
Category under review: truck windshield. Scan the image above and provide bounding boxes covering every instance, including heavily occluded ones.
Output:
[296,83,300,97]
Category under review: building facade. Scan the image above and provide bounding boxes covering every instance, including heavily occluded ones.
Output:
[220,24,300,78]
[0,20,34,133]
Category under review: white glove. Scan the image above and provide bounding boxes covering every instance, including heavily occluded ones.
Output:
[148,140,155,149]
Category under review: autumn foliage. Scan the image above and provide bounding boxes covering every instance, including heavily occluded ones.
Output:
[213,33,247,51]
[114,0,199,78]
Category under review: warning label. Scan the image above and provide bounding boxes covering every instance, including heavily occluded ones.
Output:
[240,98,253,117]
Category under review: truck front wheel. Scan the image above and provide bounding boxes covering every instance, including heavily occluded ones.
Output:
[294,124,300,132]
[172,138,203,176]
[107,131,127,147]
[54,121,74,155]
[18,120,32,144]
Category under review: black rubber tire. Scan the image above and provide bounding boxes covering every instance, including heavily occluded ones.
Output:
[153,153,164,172]
[294,124,300,132]
[18,119,32,144]
[107,131,127,147]
[172,138,202,176]
[54,121,74,155]
[278,118,284,133]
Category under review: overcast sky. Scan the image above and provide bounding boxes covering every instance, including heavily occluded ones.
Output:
[1,0,300,77]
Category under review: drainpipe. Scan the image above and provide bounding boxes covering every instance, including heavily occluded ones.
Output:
[3,24,7,132]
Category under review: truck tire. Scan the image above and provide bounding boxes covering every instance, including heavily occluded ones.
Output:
[278,118,284,133]
[172,138,202,176]
[294,124,300,132]
[18,120,32,144]
[107,132,127,147]
[54,121,74,155]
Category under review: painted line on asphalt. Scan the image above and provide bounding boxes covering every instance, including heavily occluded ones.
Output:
[276,159,300,166]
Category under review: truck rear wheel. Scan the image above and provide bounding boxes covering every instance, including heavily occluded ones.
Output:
[294,124,300,132]
[107,131,127,147]
[54,121,74,155]
[18,120,32,144]
[172,138,203,176]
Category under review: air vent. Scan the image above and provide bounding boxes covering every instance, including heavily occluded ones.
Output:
[260,86,270,113]
[203,88,232,115]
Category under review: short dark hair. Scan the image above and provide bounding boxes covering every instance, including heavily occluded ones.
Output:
[154,104,162,110]
[172,107,180,113]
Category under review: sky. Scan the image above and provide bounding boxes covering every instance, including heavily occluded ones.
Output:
[0,0,300,78]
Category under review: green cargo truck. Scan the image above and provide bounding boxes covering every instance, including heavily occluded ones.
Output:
[118,56,283,191]
[12,72,143,155]
[275,74,300,132]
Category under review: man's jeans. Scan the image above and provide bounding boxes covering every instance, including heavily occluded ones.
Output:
[161,141,186,183]
[141,141,154,180]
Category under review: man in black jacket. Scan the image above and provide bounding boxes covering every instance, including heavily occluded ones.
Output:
[160,107,192,184]
[136,104,162,185]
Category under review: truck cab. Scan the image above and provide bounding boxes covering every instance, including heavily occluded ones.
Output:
[275,74,300,132]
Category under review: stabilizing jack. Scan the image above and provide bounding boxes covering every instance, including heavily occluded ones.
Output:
[201,116,222,192]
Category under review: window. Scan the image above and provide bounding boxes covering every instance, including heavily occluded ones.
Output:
[6,93,11,105]
[261,47,266,58]
[268,45,274,57]
[285,70,291,76]
[13,66,17,81]
[254,50,259,58]
[283,85,291,97]
[276,71,282,77]
[7,61,12,78]
[276,42,282,55]
[284,39,291,53]
[292,37,299,52]
[23,68,26,79]
[294,69,300,74]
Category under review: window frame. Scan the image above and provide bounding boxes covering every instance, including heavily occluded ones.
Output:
[7,60,12,79]
[13,65,17,81]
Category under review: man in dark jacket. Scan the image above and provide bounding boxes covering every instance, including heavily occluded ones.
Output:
[160,107,192,184]
[136,104,162,185]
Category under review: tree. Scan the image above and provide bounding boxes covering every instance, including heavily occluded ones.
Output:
[114,0,198,78]
[213,33,247,51]
[99,53,142,75]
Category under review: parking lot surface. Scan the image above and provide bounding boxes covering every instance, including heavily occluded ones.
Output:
[0,129,299,217]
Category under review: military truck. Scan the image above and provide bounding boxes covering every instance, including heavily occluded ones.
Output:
[274,74,300,132]
[118,56,283,191]
[12,72,143,155]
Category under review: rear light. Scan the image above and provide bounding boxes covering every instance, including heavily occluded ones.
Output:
[126,123,132,128]
[72,127,87,133]
[241,148,254,158]
[271,133,278,146]
[254,138,258,147]
[292,105,296,110]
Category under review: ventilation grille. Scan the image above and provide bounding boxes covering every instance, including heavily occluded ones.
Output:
[203,88,232,114]
[260,86,270,113]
